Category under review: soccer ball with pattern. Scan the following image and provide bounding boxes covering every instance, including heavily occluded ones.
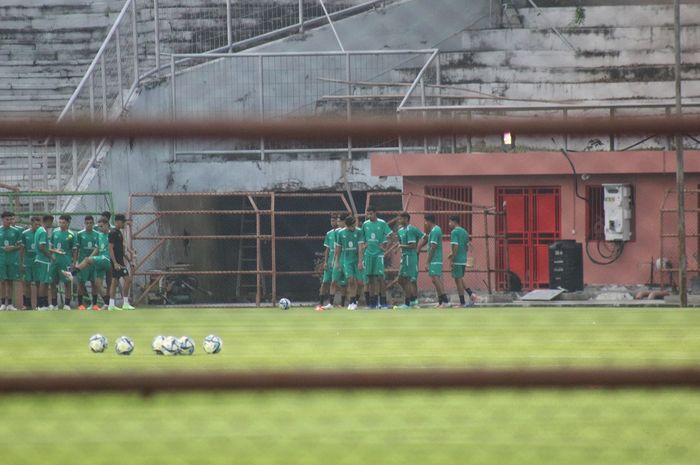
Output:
[178,336,195,355]
[160,336,180,356]
[115,336,134,355]
[152,335,166,355]
[88,334,108,353]
[278,298,291,310]
[202,334,222,354]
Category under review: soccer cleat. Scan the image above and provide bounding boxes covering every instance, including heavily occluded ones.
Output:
[78,305,86,311]
[347,303,358,310]
[108,305,120,311]
[410,300,420,308]
[0,304,5,311]
[62,305,71,311]
[38,306,49,311]
[121,303,135,311]
[315,305,324,312]
[101,304,108,311]
[6,305,17,311]
[92,305,101,311]
[397,304,411,309]
[321,303,333,310]
[47,305,55,311]
[380,304,390,309]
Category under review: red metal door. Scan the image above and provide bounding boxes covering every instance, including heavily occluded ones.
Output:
[496,187,561,290]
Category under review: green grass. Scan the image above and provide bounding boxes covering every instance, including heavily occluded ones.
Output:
[0,306,699,465]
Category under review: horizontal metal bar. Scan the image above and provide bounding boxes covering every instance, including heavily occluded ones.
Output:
[130,210,272,215]
[134,235,272,240]
[2,368,700,394]
[175,147,403,156]
[171,49,437,59]
[130,191,273,197]
[399,102,700,113]
[135,270,272,276]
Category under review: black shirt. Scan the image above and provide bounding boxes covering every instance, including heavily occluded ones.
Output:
[108,228,125,266]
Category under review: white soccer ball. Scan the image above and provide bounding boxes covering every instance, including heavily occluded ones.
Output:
[152,335,166,355]
[278,298,291,310]
[88,334,108,353]
[178,336,195,356]
[202,334,222,354]
[115,336,134,356]
[160,336,180,356]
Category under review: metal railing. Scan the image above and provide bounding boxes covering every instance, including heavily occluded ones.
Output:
[169,49,439,160]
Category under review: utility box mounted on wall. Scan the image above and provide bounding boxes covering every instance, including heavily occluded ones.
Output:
[603,184,632,241]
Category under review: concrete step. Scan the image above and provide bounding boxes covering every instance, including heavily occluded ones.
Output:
[460,24,700,52]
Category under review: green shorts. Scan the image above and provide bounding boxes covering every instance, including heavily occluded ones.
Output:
[0,262,20,281]
[92,256,111,280]
[332,266,347,287]
[428,262,443,277]
[399,254,419,282]
[50,257,72,284]
[363,254,385,278]
[23,260,37,282]
[34,261,52,285]
[452,264,466,279]
[78,264,95,283]
[342,261,363,281]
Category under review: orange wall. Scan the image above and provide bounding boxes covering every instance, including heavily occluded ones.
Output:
[372,151,700,290]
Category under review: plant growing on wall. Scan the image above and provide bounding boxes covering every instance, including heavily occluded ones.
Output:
[569,6,586,27]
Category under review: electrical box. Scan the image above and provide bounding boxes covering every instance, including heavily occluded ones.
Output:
[603,184,632,241]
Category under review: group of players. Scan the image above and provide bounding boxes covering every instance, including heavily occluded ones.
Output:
[318,206,473,310]
[0,210,134,311]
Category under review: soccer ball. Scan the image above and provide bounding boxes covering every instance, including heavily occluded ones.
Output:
[152,335,166,355]
[160,336,180,356]
[178,336,195,356]
[88,334,108,353]
[203,334,222,354]
[278,298,291,310]
[115,336,134,356]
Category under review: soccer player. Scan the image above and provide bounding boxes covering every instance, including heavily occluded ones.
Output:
[327,214,348,309]
[333,215,364,310]
[317,214,339,311]
[396,212,424,309]
[34,215,53,310]
[64,217,112,310]
[19,216,41,310]
[74,216,100,310]
[50,215,76,310]
[108,214,135,310]
[0,211,22,311]
[448,215,474,307]
[360,206,393,309]
[418,214,449,307]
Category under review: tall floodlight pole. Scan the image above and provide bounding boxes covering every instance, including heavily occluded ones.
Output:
[674,0,687,307]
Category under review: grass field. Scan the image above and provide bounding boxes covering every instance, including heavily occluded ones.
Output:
[0,306,699,465]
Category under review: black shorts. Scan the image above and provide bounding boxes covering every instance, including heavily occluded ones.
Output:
[112,264,129,278]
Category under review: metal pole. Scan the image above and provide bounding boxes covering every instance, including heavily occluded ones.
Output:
[100,54,108,120]
[258,55,266,161]
[563,108,569,150]
[346,53,352,160]
[420,77,427,153]
[318,0,345,52]
[256,210,261,306]
[153,0,161,76]
[674,0,687,307]
[170,56,177,162]
[115,27,124,108]
[435,56,442,153]
[271,193,277,305]
[609,107,615,151]
[131,0,139,84]
[226,0,233,50]
[89,73,96,162]
[299,0,304,32]
[71,107,78,188]
[484,210,492,294]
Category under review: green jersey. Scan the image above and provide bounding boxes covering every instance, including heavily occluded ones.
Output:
[21,228,38,262]
[427,225,443,264]
[397,224,424,256]
[323,228,337,266]
[335,227,365,264]
[34,226,50,264]
[50,229,76,258]
[0,225,22,265]
[76,228,101,260]
[361,219,392,256]
[450,226,469,265]
[97,231,110,258]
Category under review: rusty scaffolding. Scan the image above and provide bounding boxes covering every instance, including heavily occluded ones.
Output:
[659,189,700,290]
[128,190,508,306]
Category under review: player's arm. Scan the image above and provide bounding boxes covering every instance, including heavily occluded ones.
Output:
[322,245,329,270]
[333,243,341,269]
[357,240,365,270]
[72,239,79,265]
[19,240,25,271]
[425,239,437,272]
[449,230,457,261]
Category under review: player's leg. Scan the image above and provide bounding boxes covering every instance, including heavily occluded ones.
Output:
[91,257,111,310]
[343,260,359,309]
[9,266,21,310]
[121,271,134,310]
[408,255,419,307]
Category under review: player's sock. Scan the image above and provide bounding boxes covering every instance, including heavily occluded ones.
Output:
[51,297,58,307]
[77,294,84,306]
[459,294,465,305]
[92,295,98,306]
[405,297,411,306]
[466,288,473,297]
[371,295,378,307]
[65,297,71,306]
[379,295,387,306]
[109,298,116,307]
[23,296,30,307]
[364,292,370,305]
[319,294,324,305]
[123,297,130,305]
[440,294,448,304]
[351,297,358,305]
[102,295,109,305]
[341,296,346,306]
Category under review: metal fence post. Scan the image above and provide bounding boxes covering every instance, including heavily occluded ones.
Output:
[259,55,266,161]
[115,27,124,108]
[435,54,442,153]
[563,108,569,150]
[26,139,33,204]
[170,55,177,162]
[89,73,97,163]
[609,107,615,151]
[226,0,233,50]
[131,0,139,84]
[420,77,427,153]
[346,53,352,159]
[299,0,304,32]
[153,0,161,77]
[100,54,108,120]
[71,106,78,188]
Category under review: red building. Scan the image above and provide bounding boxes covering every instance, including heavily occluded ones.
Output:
[372,150,700,291]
